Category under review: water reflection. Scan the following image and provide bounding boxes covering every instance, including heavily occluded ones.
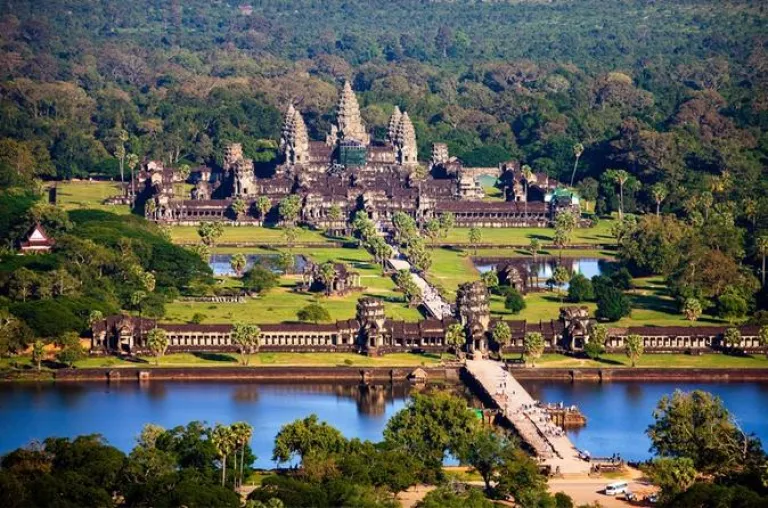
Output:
[474,257,615,289]
[0,381,410,468]
[519,380,768,461]
[208,254,308,276]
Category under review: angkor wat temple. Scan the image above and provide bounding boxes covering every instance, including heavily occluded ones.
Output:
[92,288,764,358]
[140,81,580,230]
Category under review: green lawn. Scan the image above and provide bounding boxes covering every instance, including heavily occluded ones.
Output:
[166,247,423,324]
[442,220,615,246]
[520,353,768,369]
[169,226,346,245]
[52,181,130,214]
[2,352,444,371]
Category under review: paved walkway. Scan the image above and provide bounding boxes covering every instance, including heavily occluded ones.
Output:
[465,359,591,475]
[386,244,452,319]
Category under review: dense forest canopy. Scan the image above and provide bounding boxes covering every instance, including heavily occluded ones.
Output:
[0,1,766,250]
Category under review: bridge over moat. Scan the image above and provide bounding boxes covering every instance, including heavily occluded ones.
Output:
[464,359,591,475]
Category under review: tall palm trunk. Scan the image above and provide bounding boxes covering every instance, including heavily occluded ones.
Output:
[570,155,580,187]
[221,453,226,486]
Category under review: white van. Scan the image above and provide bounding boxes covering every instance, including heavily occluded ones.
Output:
[604,482,629,496]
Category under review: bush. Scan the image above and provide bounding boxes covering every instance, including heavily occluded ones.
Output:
[567,273,594,302]
[609,267,633,290]
[595,287,631,321]
[503,287,526,314]
[241,265,278,294]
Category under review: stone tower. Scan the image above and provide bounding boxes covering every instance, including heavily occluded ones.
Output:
[456,281,490,355]
[356,297,386,352]
[387,106,402,143]
[431,143,449,165]
[224,143,256,197]
[280,104,309,164]
[395,111,418,166]
[332,81,370,145]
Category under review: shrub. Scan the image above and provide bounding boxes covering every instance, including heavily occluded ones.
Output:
[567,273,594,302]
[595,287,631,321]
[503,287,526,314]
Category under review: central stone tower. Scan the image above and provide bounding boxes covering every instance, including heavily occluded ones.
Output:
[328,80,370,146]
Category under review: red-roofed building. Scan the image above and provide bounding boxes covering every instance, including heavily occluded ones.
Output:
[19,223,54,254]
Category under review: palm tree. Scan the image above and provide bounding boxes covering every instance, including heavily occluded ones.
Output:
[126,153,139,200]
[570,143,584,187]
[231,323,261,366]
[211,424,235,487]
[521,164,534,217]
[230,422,253,489]
[32,340,45,371]
[445,323,465,356]
[318,262,337,296]
[651,182,667,216]
[523,332,545,367]
[606,169,630,219]
[131,290,146,344]
[757,236,768,287]
[230,253,247,277]
[256,196,271,225]
[146,328,168,365]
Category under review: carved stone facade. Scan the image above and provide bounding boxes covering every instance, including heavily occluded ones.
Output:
[139,82,580,229]
[92,302,764,357]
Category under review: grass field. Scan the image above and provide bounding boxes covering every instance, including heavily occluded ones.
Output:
[52,181,130,214]
[514,353,768,369]
[169,226,345,245]
[442,220,615,245]
[166,247,423,324]
[1,351,443,371]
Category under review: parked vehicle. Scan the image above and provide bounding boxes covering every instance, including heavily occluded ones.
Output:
[604,481,629,496]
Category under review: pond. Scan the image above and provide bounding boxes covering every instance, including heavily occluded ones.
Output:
[474,257,616,289]
[209,254,308,276]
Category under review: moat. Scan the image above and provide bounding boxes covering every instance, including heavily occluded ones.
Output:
[1,381,767,467]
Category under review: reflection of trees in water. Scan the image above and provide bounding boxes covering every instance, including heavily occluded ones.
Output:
[139,381,167,400]
[624,383,644,404]
[233,385,261,403]
[56,383,89,407]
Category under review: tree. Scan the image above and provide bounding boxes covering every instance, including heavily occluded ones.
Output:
[586,323,608,360]
[651,182,668,216]
[146,327,168,365]
[595,286,631,321]
[717,290,747,323]
[444,323,465,354]
[480,270,498,290]
[241,265,278,294]
[647,390,761,475]
[683,298,703,322]
[625,333,644,367]
[759,325,768,358]
[523,332,545,366]
[56,332,85,368]
[495,448,553,505]
[231,323,261,366]
[231,198,247,219]
[406,238,432,273]
[504,287,526,314]
[551,265,570,302]
[278,195,301,225]
[282,226,298,250]
[318,261,337,296]
[641,457,697,503]
[297,303,331,323]
[384,392,477,472]
[461,428,513,490]
[115,130,127,188]
[256,196,271,223]
[723,327,742,352]
[491,321,511,347]
[423,218,441,248]
[88,310,104,327]
[211,424,236,487]
[439,213,455,239]
[605,169,631,220]
[230,422,254,490]
[32,339,46,371]
[126,153,139,200]
[468,227,482,255]
[554,209,577,254]
[583,337,605,361]
[570,143,584,187]
[416,486,495,508]
[567,273,594,302]
[272,414,347,465]
[230,253,247,277]
[758,236,768,287]
[197,222,224,258]
[527,238,540,259]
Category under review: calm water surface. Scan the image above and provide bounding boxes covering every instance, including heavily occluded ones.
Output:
[2,381,767,466]
[0,382,407,468]
[209,254,307,276]
[474,257,615,288]
[520,380,768,461]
